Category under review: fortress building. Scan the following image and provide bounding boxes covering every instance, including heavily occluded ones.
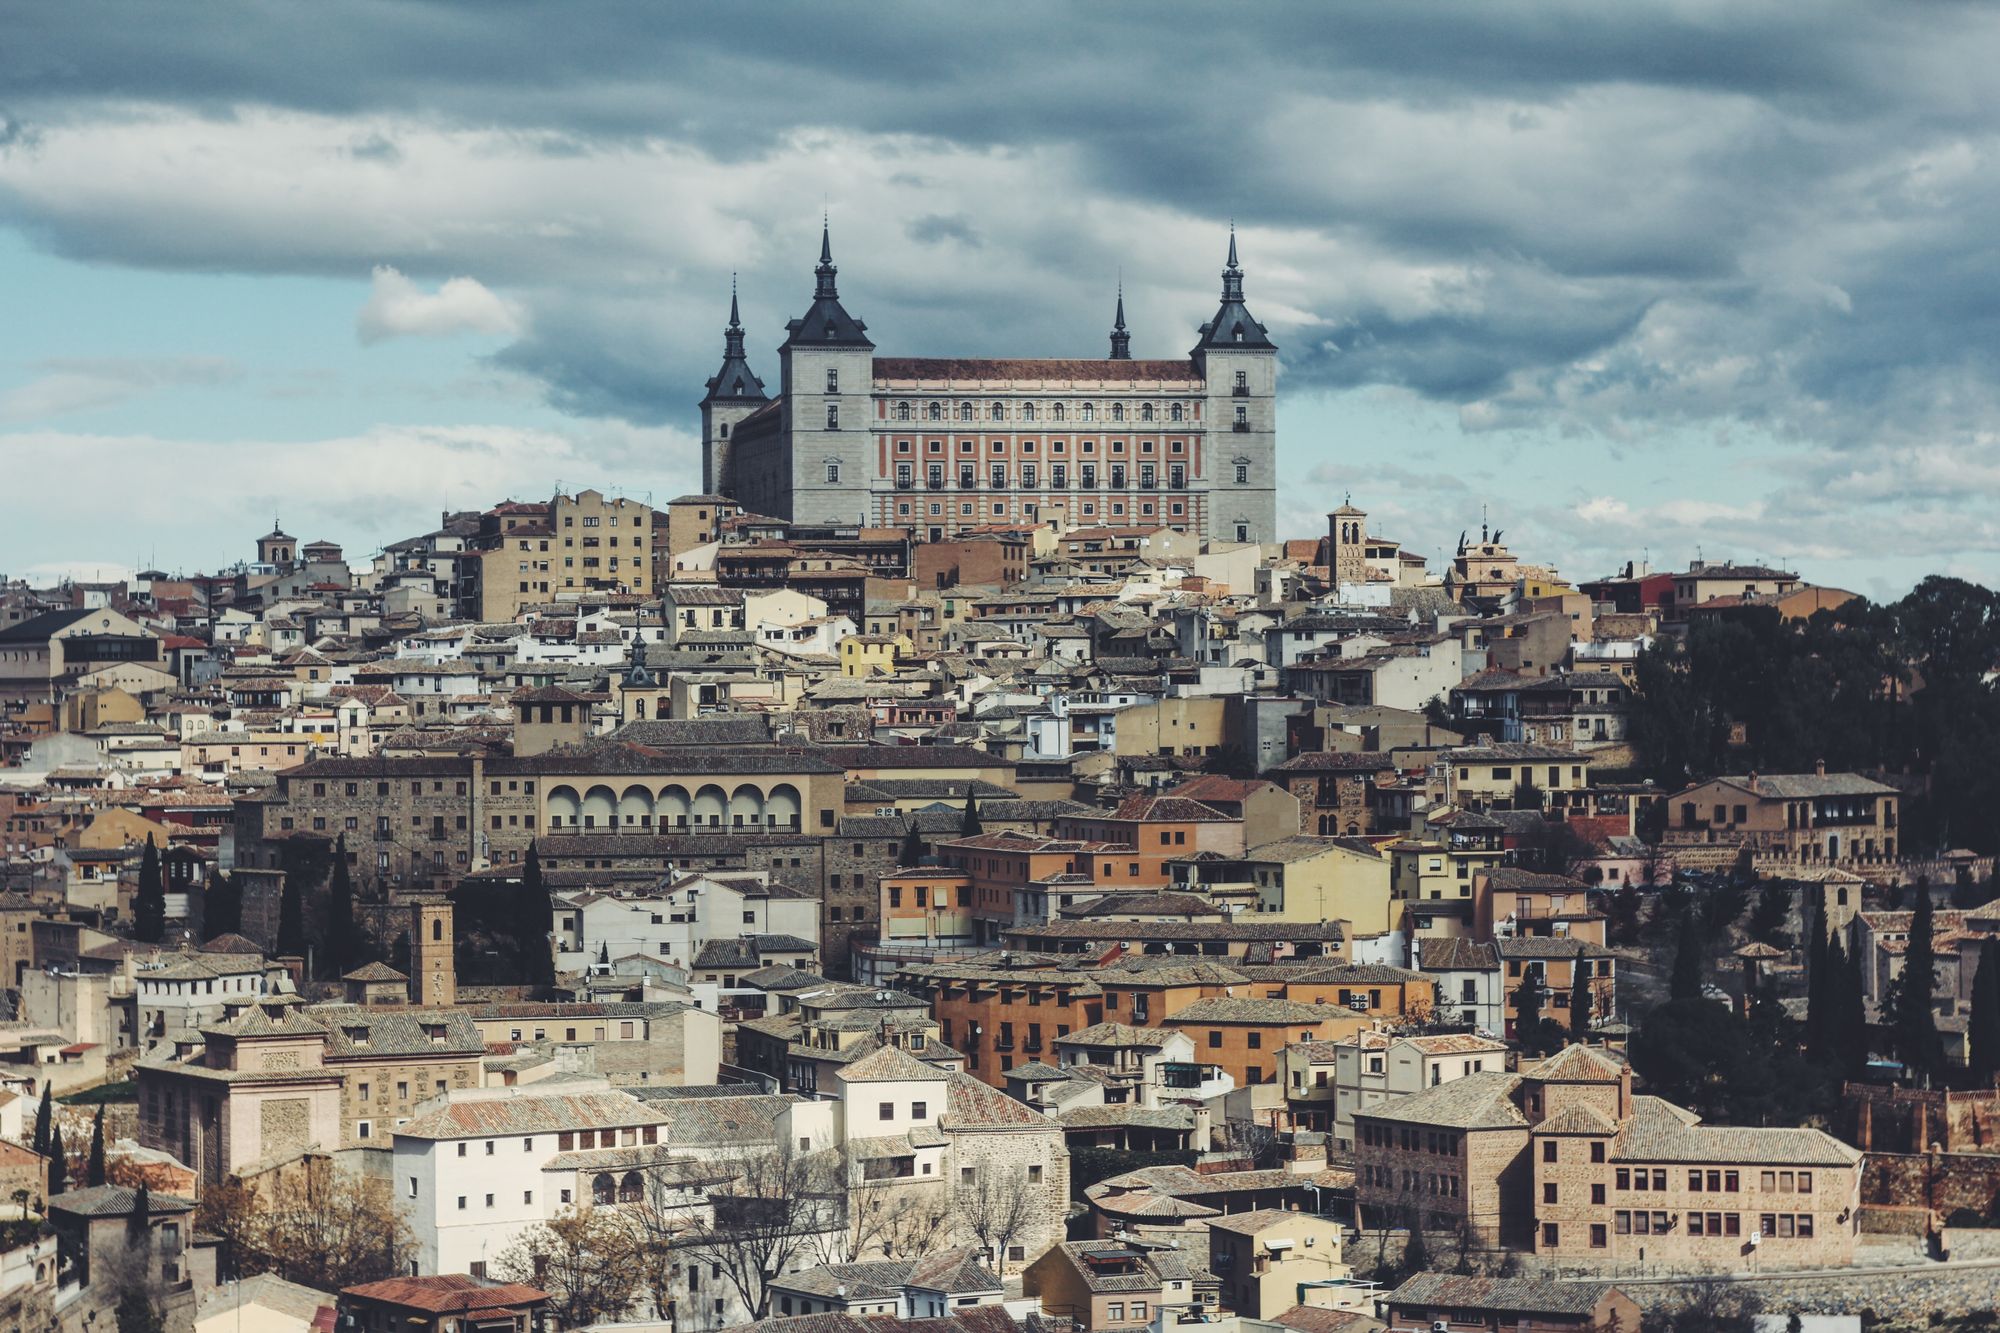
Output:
[702,225,1279,544]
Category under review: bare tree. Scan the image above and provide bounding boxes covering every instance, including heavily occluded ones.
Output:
[844,1181,953,1263]
[673,1139,844,1324]
[493,1207,640,1329]
[230,1159,413,1292]
[953,1161,1037,1272]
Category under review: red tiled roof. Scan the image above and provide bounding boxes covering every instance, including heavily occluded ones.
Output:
[341,1274,548,1313]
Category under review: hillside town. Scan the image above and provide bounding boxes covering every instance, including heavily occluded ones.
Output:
[1,413,1997,1333]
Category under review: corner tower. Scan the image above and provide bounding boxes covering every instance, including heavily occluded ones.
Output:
[777,221,875,525]
[699,278,769,495]
[1192,227,1279,544]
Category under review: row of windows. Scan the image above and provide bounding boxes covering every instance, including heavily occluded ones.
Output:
[893,499,1194,523]
[892,437,1190,455]
[890,399,1193,423]
[835,403,1249,430]
[893,462,1194,487]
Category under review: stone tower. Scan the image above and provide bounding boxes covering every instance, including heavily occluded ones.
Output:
[257,524,296,569]
[1330,501,1368,587]
[1191,227,1279,544]
[699,277,769,495]
[777,220,875,525]
[410,896,457,1008]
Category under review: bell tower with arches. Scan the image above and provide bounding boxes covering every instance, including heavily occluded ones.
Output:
[410,896,457,1008]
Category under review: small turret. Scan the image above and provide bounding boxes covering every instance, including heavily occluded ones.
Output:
[1109,284,1131,360]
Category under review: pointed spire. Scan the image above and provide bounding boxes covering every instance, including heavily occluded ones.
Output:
[1109,280,1131,360]
[1220,224,1244,302]
[1193,220,1273,353]
[1227,220,1239,272]
[728,273,741,332]
[814,215,839,301]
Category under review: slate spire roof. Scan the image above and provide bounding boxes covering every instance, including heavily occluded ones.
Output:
[1193,223,1275,351]
[702,273,769,405]
[783,219,873,349]
[1109,282,1132,360]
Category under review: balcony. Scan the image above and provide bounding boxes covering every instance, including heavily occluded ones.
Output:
[959,477,979,489]
[1232,384,1250,397]
[1169,480,1188,489]
[1231,421,1250,432]
[926,479,944,490]
[895,479,914,490]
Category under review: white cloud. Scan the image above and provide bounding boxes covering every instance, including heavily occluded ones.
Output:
[0,356,242,424]
[1573,496,1629,524]
[0,421,698,573]
[356,265,523,344]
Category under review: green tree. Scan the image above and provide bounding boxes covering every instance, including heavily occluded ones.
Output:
[517,842,555,988]
[133,834,166,944]
[87,1105,107,1187]
[900,820,926,867]
[1968,942,2000,1089]
[1749,882,1791,947]
[961,794,983,837]
[276,873,306,958]
[203,871,242,940]
[114,1286,164,1333]
[1891,885,1945,1082]
[1400,1217,1431,1282]
[32,1086,50,1156]
[1513,970,1544,1051]
[1570,957,1595,1037]
[128,1184,150,1241]
[47,1126,66,1196]
[1670,899,1706,1001]
[326,834,359,975]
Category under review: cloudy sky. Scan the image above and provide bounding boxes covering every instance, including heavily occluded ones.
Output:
[4,2,1999,597]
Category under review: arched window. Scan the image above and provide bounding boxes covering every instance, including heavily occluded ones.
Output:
[1081,403,1095,422]
[1170,403,1184,421]
[1052,403,1066,422]
[1021,403,1037,422]
[593,1173,615,1205]
[634,697,647,720]
[1141,403,1154,422]
[1112,404,1125,422]
[432,919,443,941]
[619,1171,643,1203]
[927,402,942,421]
[895,402,911,421]
[990,401,1006,421]
[958,402,973,421]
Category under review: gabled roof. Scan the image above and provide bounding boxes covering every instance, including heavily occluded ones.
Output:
[1385,1273,1620,1317]
[834,1044,945,1084]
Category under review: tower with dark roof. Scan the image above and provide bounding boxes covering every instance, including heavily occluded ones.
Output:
[775,221,875,525]
[1193,227,1279,545]
[699,277,770,495]
[1109,286,1131,360]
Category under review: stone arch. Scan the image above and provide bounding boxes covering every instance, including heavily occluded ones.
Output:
[592,1173,615,1206]
[580,785,616,831]
[728,784,765,830]
[692,784,727,829]
[657,785,692,829]
[547,785,582,830]
[764,783,802,831]
[618,785,654,830]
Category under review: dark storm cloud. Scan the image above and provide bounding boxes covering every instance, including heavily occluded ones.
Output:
[6,0,2000,464]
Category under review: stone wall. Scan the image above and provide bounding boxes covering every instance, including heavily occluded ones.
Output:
[1861,1151,2000,1221]
[1846,1082,2000,1155]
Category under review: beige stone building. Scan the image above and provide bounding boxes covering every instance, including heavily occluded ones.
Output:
[1354,1045,1862,1270]
[1664,767,1901,870]
[1206,1209,1352,1319]
[553,488,655,599]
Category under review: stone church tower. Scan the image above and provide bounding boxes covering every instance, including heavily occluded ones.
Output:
[1330,501,1368,586]
[410,896,457,1008]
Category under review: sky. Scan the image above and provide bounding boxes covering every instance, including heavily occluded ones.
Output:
[3,2,1999,600]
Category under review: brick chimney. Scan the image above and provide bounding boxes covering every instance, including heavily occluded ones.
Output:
[1815,757,1827,777]
[1617,1062,1634,1121]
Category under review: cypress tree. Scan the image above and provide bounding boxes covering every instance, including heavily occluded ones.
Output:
[276,873,305,958]
[87,1105,107,1187]
[1514,970,1544,1051]
[900,820,926,867]
[1839,932,1869,1077]
[1670,898,1705,1001]
[47,1127,66,1196]
[1969,943,2000,1088]
[31,1086,50,1156]
[1893,884,1945,1081]
[133,834,166,945]
[128,1184,150,1241]
[203,871,242,940]
[519,843,555,988]
[961,794,983,837]
[1570,955,1594,1037]
[327,834,358,975]
[1804,918,1829,1062]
